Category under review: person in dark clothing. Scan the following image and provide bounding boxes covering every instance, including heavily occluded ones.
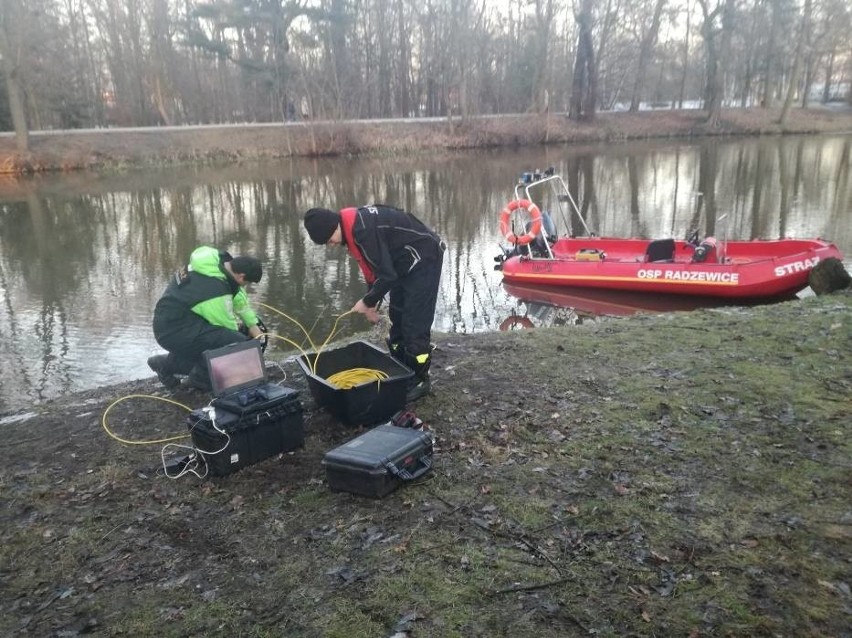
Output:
[303,204,444,402]
[147,246,264,391]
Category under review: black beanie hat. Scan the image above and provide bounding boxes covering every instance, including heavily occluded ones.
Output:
[304,208,340,244]
[230,256,263,283]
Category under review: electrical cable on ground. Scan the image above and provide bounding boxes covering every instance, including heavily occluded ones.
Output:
[101,394,193,445]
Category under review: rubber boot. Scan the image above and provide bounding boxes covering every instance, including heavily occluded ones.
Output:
[386,338,405,365]
[147,354,180,391]
[404,352,432,403]
[182,365,212,392]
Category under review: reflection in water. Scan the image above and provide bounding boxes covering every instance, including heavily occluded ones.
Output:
[0,136,850,411]
[499,281,777,331]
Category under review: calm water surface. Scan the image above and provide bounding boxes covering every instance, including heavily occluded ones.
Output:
[1,135,850,411]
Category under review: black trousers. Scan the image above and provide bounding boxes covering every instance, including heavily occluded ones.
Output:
[387,252,443,370]
[153,313,248,381]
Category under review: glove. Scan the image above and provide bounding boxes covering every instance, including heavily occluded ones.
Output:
[256,317,269,353]
[391,410,423,430]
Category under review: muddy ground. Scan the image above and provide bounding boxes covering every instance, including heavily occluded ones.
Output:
[1,292,850,637]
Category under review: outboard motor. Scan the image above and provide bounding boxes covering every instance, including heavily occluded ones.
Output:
[527,210,557,257]
[540,210,557,242]
[692,236,717,263]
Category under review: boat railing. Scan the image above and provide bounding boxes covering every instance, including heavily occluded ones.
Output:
[511,172,594,260]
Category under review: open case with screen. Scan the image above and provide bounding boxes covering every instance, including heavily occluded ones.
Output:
[204,340,292,414]
[189,340,304,475]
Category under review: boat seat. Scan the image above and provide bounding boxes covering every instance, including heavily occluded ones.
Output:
[645,238,675,263]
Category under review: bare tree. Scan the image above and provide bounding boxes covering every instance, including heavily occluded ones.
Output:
[396,0,411,117]
[530,0,556,114]
[814,0,851,104]
[593,0,617,109]
[186,0,312,122]
[760,0,782,107]
[697,0,735,127]
[779,0,811,124]
[569,0,597,120]
[6,0,848,134]
[629,0,667,112]
[0,0,31,149]
[738,1,763,107]
[677,0,693,108]
[147,0,179,125]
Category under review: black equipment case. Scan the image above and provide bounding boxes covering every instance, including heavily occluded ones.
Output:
[297,340,414,426]
[322,424,434,498]
[187,387,304,477]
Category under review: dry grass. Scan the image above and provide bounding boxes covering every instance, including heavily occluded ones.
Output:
[1,107,850,174]
[1,291,850,636]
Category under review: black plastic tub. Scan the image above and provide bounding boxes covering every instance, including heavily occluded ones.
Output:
[297,340,413,426]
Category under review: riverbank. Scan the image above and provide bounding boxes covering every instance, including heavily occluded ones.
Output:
[2,107,852,174]
[1,291,850,636]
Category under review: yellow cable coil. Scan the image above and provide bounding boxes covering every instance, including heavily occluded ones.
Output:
[326,367,389,389]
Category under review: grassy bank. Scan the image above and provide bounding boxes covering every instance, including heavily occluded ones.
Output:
[2,107,852,174]
[1,291,850,636]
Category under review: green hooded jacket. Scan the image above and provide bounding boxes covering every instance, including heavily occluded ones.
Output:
[187,246,258,329]
[153,246,258,341]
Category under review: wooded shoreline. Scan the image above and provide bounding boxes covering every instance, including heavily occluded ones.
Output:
[2,107,851,175]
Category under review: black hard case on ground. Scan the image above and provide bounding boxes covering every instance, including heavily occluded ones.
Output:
[187,387,304,477]
[322,424,434,498]
[297,340,414,426]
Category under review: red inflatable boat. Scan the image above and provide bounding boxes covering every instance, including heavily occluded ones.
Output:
[495,171,844,300]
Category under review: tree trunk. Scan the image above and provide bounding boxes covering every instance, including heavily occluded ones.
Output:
[698,0,734,127]
[587,0,613,113]
[739,5,761,107]
[761,0,781,108]
[821,51,834,103]
[376,0,391,118]
[697,0,720,125]
[678,1,691,109]
[800,55,815,109]
[779,0,812,125]
[569,0,597,121]
[0,25,29,151]
[629,0,667,113]
[4,68,29,151]
[397,0,410,117]
[531,0,555,114]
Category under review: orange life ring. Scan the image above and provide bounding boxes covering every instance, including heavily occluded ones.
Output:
[499,314,535,331]
[499,199,542,245]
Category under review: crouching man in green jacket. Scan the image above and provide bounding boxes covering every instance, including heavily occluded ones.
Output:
[147,246,264,391]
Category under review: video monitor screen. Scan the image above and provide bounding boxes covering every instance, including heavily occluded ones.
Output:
[205,343,265,395]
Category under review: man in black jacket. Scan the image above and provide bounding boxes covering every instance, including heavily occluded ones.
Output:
[304,204,444,402]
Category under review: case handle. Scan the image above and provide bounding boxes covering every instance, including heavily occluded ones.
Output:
[385,455,432,481]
